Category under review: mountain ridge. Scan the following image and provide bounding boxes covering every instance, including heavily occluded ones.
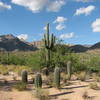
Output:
[0,34,37,51]
[0,34,100,52]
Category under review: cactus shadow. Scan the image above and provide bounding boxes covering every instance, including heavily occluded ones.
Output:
[61,85,88,90]
[0,80,20,86]
[0,80,20,91]
[49,91,74,97]
[0,80,33,91]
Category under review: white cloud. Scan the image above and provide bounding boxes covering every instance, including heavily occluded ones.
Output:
[75,5,95,16]
[54,16,67,23]
[11,0,66,13]
[60,32,75,39]
[54,16,67,31]
[17,34,28,41]
[0,2,12,10]
[11,0,48,13]
[43,26,46,30]
[75,0,95,2]
[47,0,66,12]
[92,18,100,32]
[56,24,66,31]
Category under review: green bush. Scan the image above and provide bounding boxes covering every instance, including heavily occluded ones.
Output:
[0,45,100,73]
[14,82,27,91]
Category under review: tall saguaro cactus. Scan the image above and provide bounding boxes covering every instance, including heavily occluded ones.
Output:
[67,61,72,80]
[44,23,55,68]
[54,67,60,88]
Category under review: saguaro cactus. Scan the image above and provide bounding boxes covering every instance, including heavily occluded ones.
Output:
[21,70,28,83]
[67,61,72,80]
[44,23,55,68]
[34,72,42,88]
[54,67,60,88]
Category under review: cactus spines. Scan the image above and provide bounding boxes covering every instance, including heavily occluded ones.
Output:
[44,23,56,68]
[54,67,60,88]
[67,61,72,80]
[35,73,42,88]
[21,70,28,83]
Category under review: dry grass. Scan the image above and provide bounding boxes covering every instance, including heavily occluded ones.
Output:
[34,88,50,100]
[92,73,100,82]
[13,82,27,91]
[82,91,89,100]
[89,82,100,90]
[78,72,86,81]
[0,65,32,76]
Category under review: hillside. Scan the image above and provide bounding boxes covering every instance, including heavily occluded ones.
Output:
[0,34,100,52]
[0,34,37,51]
[69,45,89,52]
[90,42,100,50]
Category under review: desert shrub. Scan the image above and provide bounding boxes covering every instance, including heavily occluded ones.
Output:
[0,44,100,73]
[0,65,11,75]
[61,72,67,84]
[34,88,50,100]
[61,73,71,86]
[14,82,27,91]
[12,75,17,81]
[45,73,54,87]
[92,74,100,82]
[0,51,42,70]
[78,72,86,81]
[0,65,32,76]
[86,56,100,72]
[89,82,100,90]
[95,76,100,82]
[82,91,89,100]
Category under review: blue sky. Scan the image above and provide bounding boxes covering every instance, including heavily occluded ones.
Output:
[0,0,100,44]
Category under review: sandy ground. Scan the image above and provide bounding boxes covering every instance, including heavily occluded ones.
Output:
[0,74,100,100]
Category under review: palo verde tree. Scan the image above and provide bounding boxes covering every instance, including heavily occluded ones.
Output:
[44,23,56,68]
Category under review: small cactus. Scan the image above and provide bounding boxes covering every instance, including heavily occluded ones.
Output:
[67,61,72,80]
[21,70,28,83]
[35,72,42,88]
[54,67,60,88]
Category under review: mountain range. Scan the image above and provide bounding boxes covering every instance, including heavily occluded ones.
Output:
[0,34,100,52]
[0,34,37,51]
[69,42,100,52]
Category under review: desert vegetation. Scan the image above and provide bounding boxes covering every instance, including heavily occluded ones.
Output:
[0,24,100,100]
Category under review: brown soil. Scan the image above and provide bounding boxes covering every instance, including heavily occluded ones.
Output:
[0,74,100,100]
